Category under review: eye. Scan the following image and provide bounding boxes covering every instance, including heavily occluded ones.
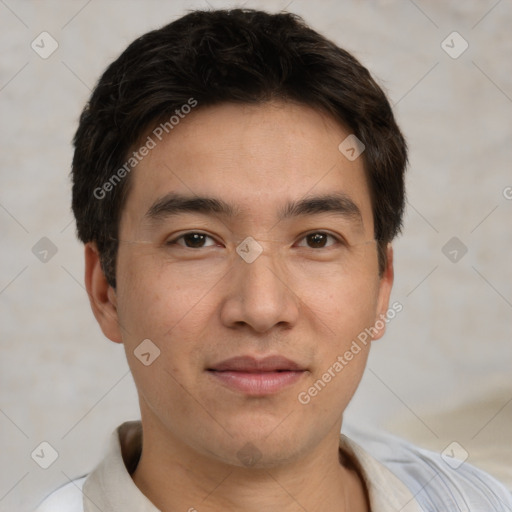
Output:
[295,232,340,249]
[168,232,218,248]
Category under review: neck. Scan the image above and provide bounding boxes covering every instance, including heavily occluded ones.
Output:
[131,417,369,512]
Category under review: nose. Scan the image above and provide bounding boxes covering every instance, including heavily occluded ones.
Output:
[219,251,300,334]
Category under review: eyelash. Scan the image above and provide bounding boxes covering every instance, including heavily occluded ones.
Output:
[166,231,345,249]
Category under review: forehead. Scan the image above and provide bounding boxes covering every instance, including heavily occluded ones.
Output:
[120,101,373,234]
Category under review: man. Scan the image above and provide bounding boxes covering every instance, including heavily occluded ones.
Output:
[35,8,512,512]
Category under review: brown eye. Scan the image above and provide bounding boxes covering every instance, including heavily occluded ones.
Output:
[170,232,217,248]
[307,233,327,248]
[296,232,338,249]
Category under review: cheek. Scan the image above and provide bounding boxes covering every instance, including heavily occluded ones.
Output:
[293,268,379,402]
[115,260,208,416]
[293,265,380,335]
[114,249,226,404]
[116,247,225,338]
[297,278,375,413]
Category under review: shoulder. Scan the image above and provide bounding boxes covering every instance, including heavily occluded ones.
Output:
[346,426,512,511]
[33,476,87,512]
[384,438,512,511]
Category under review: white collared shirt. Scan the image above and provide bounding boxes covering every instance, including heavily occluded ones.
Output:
[34,421,512,511]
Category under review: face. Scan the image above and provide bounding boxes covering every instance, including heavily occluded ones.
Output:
[86,101,393,468]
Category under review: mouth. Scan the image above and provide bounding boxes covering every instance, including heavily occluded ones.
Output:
[207,355,307,396]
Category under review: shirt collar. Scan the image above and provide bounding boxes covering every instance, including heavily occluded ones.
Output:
[83,421,422,512]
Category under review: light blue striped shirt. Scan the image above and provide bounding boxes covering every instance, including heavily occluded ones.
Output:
[344,424,512,511]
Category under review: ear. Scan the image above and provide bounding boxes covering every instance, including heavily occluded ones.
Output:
[84,242,123,343]
[371,244,394,341]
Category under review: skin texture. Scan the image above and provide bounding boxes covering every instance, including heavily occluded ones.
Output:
[85,101,394,511]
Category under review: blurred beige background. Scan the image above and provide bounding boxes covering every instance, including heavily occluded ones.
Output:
[0,1,511,510]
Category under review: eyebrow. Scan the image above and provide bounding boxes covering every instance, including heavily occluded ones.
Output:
[279,193,363,225]
[145,193,239,220]
[144,192,363,227]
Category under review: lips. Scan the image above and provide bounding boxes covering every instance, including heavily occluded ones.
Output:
[207,355,306,395]
[208,355,304,373]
